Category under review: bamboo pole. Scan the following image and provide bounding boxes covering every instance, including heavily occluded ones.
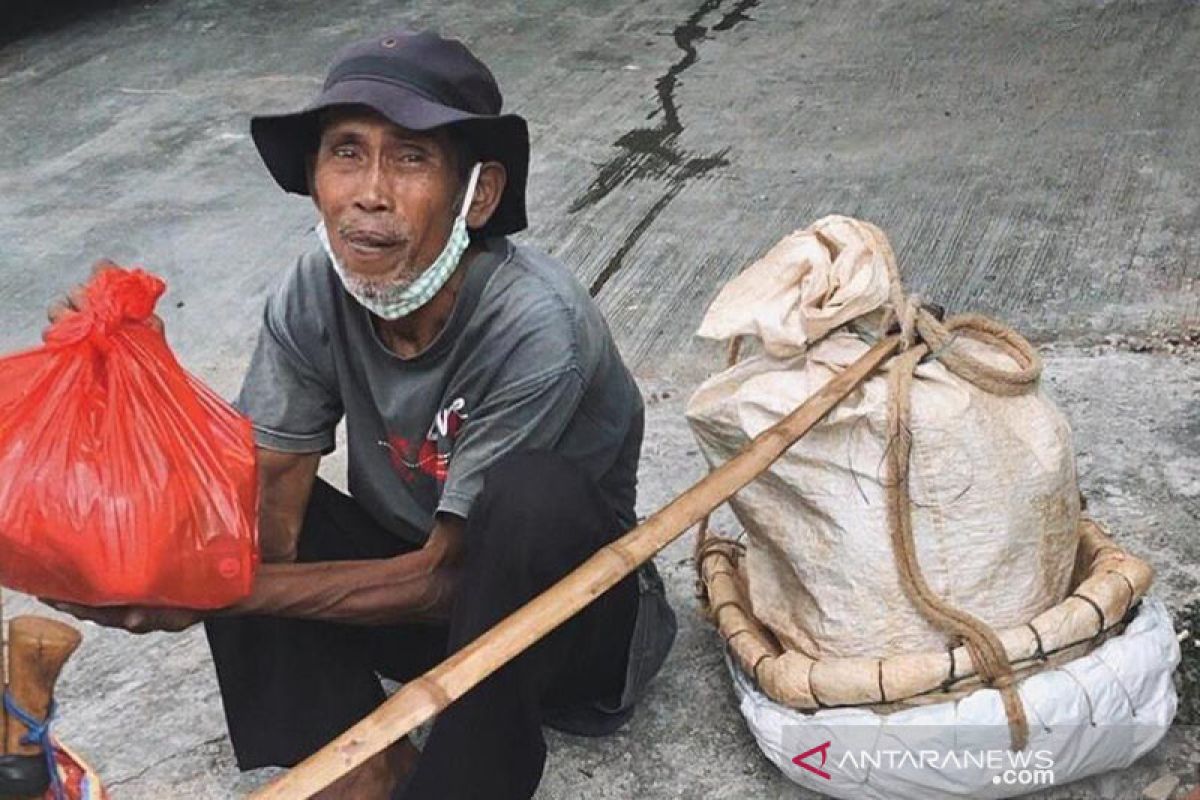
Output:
[250,335,903,800]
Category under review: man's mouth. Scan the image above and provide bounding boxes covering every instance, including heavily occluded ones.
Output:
[340,228,405,257]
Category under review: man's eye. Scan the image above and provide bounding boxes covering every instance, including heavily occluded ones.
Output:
[332,145,357,159]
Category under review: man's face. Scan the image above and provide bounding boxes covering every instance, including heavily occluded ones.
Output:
[311,107,462,289]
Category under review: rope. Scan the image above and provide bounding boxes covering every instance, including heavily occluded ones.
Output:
[4,691,65,800]
[870,218,1036,751]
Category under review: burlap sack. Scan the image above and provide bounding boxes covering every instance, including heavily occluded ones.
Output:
[685,215,1080,659]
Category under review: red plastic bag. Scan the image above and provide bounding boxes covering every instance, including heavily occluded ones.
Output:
[0,266,258,608]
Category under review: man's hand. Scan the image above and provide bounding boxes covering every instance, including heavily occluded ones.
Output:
[44,601,202,634]
[44,258,165,338]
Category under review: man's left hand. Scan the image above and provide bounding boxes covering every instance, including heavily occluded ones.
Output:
[43,601,203,634]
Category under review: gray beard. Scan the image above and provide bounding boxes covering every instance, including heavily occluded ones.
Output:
[340,268,420,301]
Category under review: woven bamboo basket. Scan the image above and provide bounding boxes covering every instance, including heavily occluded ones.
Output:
[696,516,1153,712]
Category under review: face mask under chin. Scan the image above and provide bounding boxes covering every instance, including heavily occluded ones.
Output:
[318,162,482,320]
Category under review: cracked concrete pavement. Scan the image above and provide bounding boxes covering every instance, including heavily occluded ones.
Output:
[0,0,1197,797]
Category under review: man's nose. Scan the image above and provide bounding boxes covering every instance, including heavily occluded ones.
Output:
[353,158,390,212]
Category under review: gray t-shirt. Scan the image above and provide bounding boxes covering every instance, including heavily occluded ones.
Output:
[236,234,676,729]
[236,236,644,543]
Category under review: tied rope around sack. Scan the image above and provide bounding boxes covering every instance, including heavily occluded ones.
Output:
[872,223,1041,751]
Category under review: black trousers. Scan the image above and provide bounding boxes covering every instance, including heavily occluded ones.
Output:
[204,451,640,800]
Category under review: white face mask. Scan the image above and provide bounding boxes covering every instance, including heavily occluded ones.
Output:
[318,162,481,320]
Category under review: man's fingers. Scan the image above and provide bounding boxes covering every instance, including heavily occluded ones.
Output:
[46,259,116,323]
[45,282,89,327]
[67,283,88,311]
[46,298,72,325]
[43,599,84,616]
[123,609,151,635]
[44,286,87,340]
[43,600,198,634]
[44,600,139,631]
[46,601,119,626]
[122,608,200,634]
[45,260,148,339]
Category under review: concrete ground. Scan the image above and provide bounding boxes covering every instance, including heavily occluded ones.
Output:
[0,0,1197,797]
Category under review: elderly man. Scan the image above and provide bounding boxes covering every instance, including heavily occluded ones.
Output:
[52,29,676,800]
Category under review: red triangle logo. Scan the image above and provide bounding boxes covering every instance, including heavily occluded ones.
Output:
[792,741,832,780]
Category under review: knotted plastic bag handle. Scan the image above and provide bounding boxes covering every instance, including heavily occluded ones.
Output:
[43,266,166,351]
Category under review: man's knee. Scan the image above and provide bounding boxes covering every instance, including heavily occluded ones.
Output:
[467,450,612,575]
[295,479,345,562]
[297,479,413,563]
[476,450,589,510]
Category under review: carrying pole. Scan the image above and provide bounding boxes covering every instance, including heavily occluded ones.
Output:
[251,335,902,800]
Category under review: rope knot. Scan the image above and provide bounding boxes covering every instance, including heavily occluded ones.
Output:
[883,277,926,352]
[898,292,922,351]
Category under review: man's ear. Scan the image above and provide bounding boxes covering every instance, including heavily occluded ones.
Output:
[466,161,506,231]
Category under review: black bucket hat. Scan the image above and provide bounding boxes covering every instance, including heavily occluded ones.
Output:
[251,29,529,237]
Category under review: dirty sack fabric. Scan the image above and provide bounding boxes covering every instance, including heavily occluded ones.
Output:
[685,215,1080,659]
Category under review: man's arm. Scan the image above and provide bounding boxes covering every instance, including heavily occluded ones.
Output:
[231,512,464,625]
[46,269,465,630]
[51,448,464,631]
[257,447,320,563]
[235,446,465,625]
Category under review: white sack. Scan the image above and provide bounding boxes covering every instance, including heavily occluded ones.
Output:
[730,596,1180,799]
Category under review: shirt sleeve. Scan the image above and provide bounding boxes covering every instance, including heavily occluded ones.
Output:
[437,365,587,519]
[234,287,344,454]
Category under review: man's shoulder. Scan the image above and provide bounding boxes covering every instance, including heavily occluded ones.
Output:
[467,239,621,377]
[479,239,597,327]
[264,243,342,329]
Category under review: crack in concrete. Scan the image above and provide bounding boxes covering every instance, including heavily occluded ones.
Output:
[573,0,760,296]
[572,0,758,214]
[589,189,680,297]
[104,734,226,789]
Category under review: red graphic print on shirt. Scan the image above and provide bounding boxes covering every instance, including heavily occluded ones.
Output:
[381,398,468,484]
